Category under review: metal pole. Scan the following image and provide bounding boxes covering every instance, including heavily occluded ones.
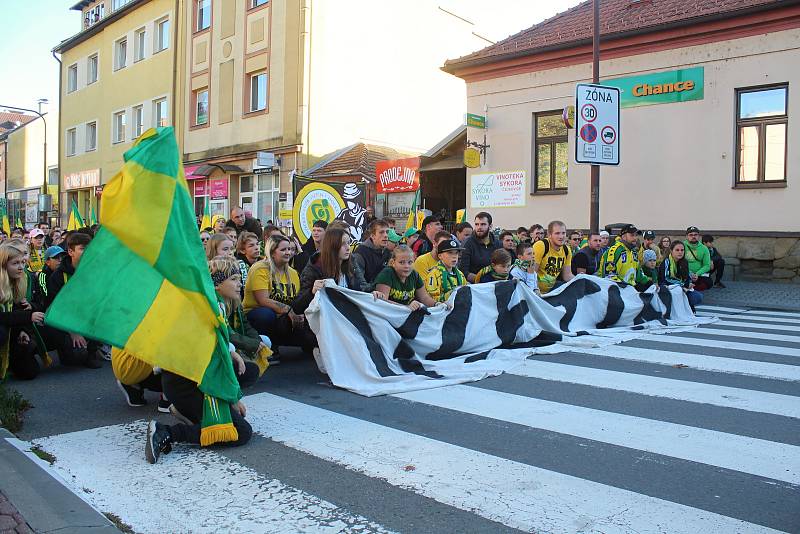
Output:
[589,0,600,234]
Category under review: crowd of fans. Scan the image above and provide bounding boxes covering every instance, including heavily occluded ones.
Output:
[0,208,727,462]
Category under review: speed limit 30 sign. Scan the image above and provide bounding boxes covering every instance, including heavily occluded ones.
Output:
[575,83,620,165]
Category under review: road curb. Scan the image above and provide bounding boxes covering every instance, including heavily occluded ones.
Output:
[0,428,120,533]
[701,298,800,312]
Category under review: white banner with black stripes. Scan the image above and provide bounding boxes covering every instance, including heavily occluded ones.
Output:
[305,274,711,397]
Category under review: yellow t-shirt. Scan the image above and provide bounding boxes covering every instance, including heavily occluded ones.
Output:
[532,239,572,293]
[413,252,438,278]
[243,262,300,312]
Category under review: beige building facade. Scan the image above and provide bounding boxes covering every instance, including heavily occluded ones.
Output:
[181,0,490,226]
[444,1,800,281]
[55,0,180,226]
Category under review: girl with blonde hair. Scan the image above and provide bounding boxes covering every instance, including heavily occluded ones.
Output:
[0,243,45,380]
[205,233,234,261]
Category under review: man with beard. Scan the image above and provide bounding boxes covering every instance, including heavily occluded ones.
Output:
[571,232,603,276]
[600,224,647,286]
[529,224,545,243]
[532,220,574,294]
[459,212,500,283]
[684,226,712,291]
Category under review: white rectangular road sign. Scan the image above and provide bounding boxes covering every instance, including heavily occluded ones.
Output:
[575,83,620,166]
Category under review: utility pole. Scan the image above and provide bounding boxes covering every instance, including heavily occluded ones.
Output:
[589,0,600,234]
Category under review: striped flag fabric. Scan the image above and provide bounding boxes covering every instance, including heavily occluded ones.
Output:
[0,205,10,234]
[45,127,240,445]
[455,209,466,223]
[89,205,98,226]
[200,196,211,230]
[67,200,85,231]
[405,190,418,231]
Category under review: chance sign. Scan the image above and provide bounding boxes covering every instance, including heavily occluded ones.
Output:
[575,83,620,166]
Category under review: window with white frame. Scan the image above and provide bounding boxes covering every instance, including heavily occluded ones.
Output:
[195,89,209,125]
[114,37,127,70]
[154,98,168,127]
[196,0,211,31]
[67,64,78,93]
[256,174,279,222]
[155,17,170,52]
[111,0,132,11]
[87,54,98,84]
[249,72,267,112]
[133,105,144,138]
[86,122,97,151]
[66,128,77,156]
[113,111,126,143]
[134,27,146,62]
[252,0,268,7]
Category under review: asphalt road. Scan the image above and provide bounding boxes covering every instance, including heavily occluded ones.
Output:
[7,304,800,534]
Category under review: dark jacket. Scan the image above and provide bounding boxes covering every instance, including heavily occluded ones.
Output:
[32,266,55,309]
[658,256,691,288]
[225,217,263,240]
[0,304,36,328]
[571,246,601,276]
[292,238,318,275]
[458,233,501,277]
[412,235,433,257]
[46,256,76,310]
[292,252,368,314]
[352,238,389,284]
[227,303,261,359]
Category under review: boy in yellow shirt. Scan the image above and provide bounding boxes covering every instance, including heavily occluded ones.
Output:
[425,239,468,302]
[413,231,452,278]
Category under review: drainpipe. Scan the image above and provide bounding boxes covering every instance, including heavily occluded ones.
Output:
[52,50,63,226]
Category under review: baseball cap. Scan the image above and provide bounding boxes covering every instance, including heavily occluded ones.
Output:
[599,230,610,237]
[643,249,657,263]
[387,229,402,244]
[686,226,700,234]
[437,238,464,254]
[403,227,419,239]
[44,245,66,260]
[620,224,638,235]
[643,230,655,240]
[30,229,45,238]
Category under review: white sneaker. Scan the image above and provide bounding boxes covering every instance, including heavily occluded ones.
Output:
[98,344,112,361]
[312,348,327,375]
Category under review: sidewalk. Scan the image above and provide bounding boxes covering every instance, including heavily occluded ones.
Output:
[0,428,119,534]
[699,280,800,311]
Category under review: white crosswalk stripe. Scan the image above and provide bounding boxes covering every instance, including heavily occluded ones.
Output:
[22,308,800,534]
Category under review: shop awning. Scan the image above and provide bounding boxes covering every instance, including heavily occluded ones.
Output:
[184,163,245,179]
[419,154,464,172]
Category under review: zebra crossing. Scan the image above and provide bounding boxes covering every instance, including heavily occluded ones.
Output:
[26,304,800,533]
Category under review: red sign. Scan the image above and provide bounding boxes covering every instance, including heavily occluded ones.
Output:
[193,180,208,197]
[209,178,229,200]
[375,157,420,193]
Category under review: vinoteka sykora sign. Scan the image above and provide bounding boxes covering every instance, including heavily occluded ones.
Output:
[470,171,526,208]
[375,157,420,193]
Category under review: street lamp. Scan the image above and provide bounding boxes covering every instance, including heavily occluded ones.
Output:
[0,101,51,226]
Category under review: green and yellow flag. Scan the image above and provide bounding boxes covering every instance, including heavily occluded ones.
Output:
[200,197,211,230]
[89,205,98,226]
[0,206,10,234]
[15,217,23,229]
[46,127,240,445]
[455,209,466,224]
[67,200,84,231]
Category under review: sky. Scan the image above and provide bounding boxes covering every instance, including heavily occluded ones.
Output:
[0,0,581,114]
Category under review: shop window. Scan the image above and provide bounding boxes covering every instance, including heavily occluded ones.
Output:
[66,128,77,156]
[154,98,168,127]
[114,37,127,70]
[113,111,126,144]
[196,0,211,32]
[87,54,98,84]
[133,105,144,138]
[155,17,170,52]
[86,122,97,151]
[67,64,78,93]
[256,173,278,223]
[533,111,568,193]
[248,71,268,112]
[735,84,788,186]
[195,89,209,125]
[134,27,146,62]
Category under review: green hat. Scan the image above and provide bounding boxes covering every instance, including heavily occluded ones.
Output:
[387,229,402,243]
[403,227,418,239]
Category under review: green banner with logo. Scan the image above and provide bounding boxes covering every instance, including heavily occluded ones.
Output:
[604,67,704,108]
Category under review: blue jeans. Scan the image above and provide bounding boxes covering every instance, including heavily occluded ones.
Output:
[686,289,703,310]
[247,307,315,350]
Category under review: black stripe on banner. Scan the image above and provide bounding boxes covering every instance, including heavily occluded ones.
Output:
[395,308,428,339]
[494,280,530,346]
[464,351,491,363]
[325,288,397,378]
[425,287,473,360]
[544,277,602,331]
[633,292,667,326]
[596,283,624,329]
[391,340,443,378]
[658,285,674,320]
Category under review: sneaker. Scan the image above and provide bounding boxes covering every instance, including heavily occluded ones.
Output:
[145,420,172,464]
[116,380,146,407]
[169,404,193,425]
[84,352,103,369]
[98,344,112,361]
[714,282,727,288]
[157,394,171,414]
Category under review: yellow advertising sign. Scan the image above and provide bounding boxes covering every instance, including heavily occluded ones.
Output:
[463,148,481,168]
